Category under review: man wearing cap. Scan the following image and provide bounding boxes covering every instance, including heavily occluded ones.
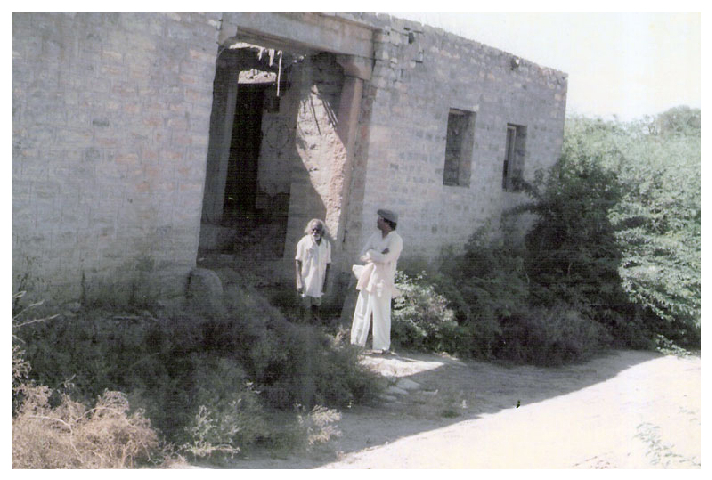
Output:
[350,208,403,353]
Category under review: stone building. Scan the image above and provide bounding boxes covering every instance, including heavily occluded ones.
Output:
[12,12,567,305]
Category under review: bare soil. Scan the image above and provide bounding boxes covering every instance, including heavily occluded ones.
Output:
[224,348,700,469]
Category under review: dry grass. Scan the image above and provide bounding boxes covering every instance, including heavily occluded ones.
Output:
[303,405,342,446]
[13,386,159,468]
[13,295,160,468]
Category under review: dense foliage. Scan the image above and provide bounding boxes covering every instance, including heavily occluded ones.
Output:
[13,281,382,465]
[562,108,701,347]
[393,107,701,362]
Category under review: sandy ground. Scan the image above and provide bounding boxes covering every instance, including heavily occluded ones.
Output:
[228,349,701,469]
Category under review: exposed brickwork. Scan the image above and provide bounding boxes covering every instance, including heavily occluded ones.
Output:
[343,13,567,266]
[12,12,567,304]
[12,12,220,302]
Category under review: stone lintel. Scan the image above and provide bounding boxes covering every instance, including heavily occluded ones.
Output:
[336,54,372,81]
[221,12,375,59]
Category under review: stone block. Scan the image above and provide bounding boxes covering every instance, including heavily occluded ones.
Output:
[187,267,226,318]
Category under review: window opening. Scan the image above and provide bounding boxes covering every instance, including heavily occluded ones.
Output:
[502,124,526,191]
[443,109,475,187]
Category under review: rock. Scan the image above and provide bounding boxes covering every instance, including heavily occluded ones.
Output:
[396,378,420,391]
[385,385,409,396]
[187,267,226,318]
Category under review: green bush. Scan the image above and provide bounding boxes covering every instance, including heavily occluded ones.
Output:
[15,282,381,457]
[395,110,701,360]
[179,355,266,458]
[495,304,612,366]
[392,270,461,353]
[560,112,700,348]
[392,254,518,360]
[518,130,628,327]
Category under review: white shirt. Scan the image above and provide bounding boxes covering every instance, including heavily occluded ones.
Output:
[295,235,331,298]
[360,230,403,296]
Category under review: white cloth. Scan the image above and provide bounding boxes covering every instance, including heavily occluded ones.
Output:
[350,230,403,350]
[354,262,375,291]
[351,289,392,351]
[358,231,403,297]
[295,235,331,298]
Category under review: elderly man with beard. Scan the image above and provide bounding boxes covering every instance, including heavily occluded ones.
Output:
[295,218,331,322]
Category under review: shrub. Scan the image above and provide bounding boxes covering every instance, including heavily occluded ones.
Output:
[518,132,628,327]
[495,304,612,366]
[206,283,382,410]
[441,232,534,359]
[179,355,266,459]
[15,282,381,458]
[392,270,460,353]
[13,381,159,468]
[394,223,614,365]
[13,305,162,468]
[252,404,342,454]
[560,113,701,348]
[300,405,342,447]
[392,264,510,359]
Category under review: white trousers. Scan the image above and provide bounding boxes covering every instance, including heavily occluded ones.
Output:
[350,289,392,351]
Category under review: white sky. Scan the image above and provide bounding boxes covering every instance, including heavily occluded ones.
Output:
[390,11,702,121]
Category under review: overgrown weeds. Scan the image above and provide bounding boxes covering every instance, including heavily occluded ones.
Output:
[392,108,700,364]
[13,281,382,466]
[12,385,159,468]
[393,251,612,367]
[13,320,161,468]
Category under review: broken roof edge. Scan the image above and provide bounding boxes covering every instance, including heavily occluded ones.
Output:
[218,12,566,80]
[333,12,568,80]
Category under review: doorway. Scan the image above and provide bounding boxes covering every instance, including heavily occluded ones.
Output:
[223,84,265,223]
[199,45,300,262]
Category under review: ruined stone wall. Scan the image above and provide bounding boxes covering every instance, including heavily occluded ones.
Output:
[12,12,220,303]
[12,12,568,305]
[343,13,568,266]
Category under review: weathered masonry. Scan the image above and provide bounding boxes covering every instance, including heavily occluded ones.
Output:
[12,12,567,305]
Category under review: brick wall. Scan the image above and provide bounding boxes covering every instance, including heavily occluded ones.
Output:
[343,13,568,266]
[12,12,568,304]
[12,12,220,303]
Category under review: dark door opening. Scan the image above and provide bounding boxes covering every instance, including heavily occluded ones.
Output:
[199,45,303,264]
[223,84,266,223]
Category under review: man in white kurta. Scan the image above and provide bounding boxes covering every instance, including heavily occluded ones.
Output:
[296,219,331,322]
[351,209,403,353]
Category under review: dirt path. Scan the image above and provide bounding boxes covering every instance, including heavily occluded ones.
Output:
[231,349,701,469]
